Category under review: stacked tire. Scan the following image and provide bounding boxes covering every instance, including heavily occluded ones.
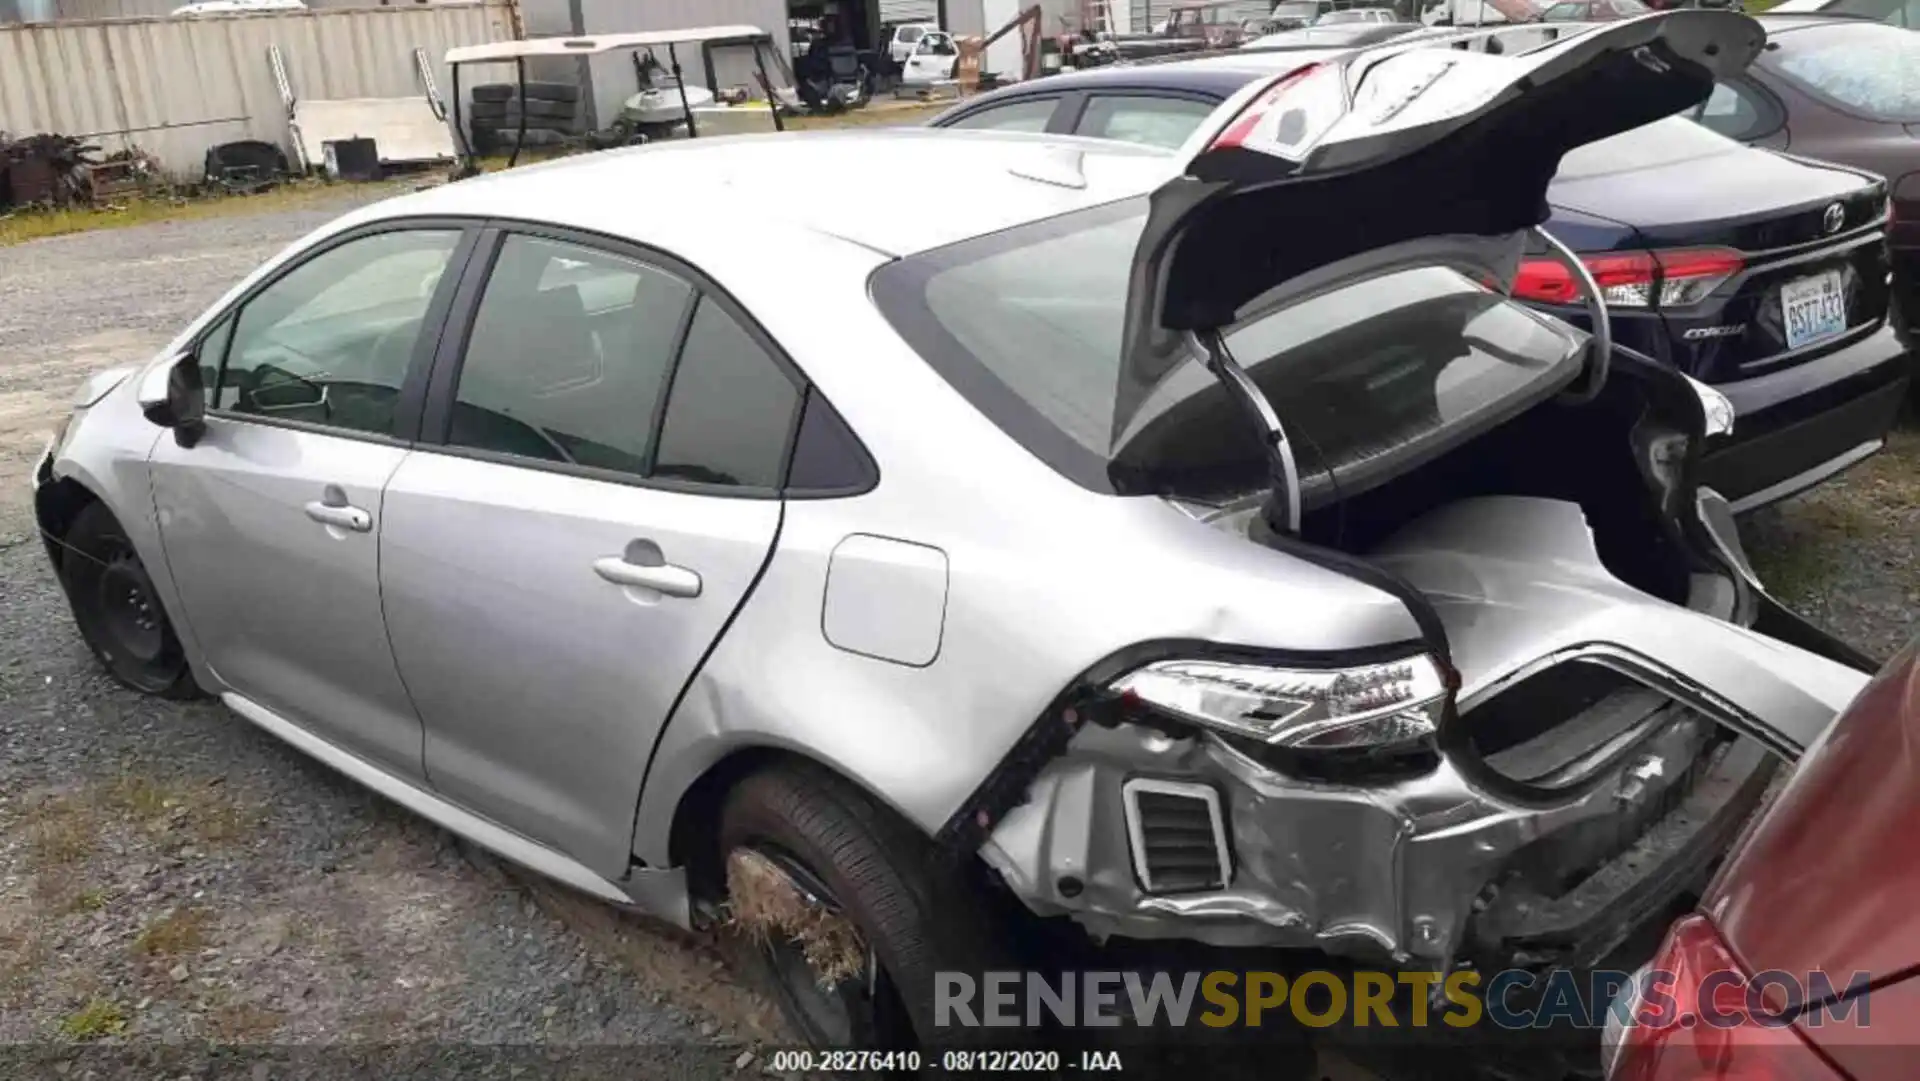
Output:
[468,81,581,154]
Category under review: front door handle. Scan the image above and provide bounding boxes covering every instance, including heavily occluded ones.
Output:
[592,557,702,598]
[304,500,372,533]
[593,540,702,599]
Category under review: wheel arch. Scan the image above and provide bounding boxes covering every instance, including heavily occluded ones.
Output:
[32,471,103,574]
[663,743,923,906]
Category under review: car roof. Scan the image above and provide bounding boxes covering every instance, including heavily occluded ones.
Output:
[357,130,1176,258]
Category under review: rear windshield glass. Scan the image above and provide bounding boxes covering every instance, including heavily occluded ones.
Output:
[871,198,1585,501]
[1761,24,1920,121]
[1556,115,1742,180]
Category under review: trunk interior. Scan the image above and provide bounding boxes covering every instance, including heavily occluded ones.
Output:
[1296,354,1699,608]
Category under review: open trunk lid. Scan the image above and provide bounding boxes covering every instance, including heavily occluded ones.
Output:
[1113,10,1767,443]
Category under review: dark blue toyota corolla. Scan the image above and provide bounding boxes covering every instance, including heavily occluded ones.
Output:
[931,45,1912,511]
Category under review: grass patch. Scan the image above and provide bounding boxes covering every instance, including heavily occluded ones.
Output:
[2,103,947,247]
[59,998,127,1040]
[0,178,412,248]
[133,908,207,957]
[23,801,100,870]
[98,772,263,849]
[67,888,109,915]
[207,1000,284,1044]
[1745,417,1920,606]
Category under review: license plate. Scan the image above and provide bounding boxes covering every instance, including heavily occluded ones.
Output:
[1780,270,1847,350]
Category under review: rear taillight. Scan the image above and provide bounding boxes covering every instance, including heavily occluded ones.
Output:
[1606,915,1839,1081]
[1210,62,1338,161]
[1513,248,1744,309]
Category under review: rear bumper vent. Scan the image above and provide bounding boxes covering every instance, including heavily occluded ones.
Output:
[1122,779,1232,895]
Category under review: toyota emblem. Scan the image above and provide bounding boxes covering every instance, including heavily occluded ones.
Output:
[1822,203,1846,234]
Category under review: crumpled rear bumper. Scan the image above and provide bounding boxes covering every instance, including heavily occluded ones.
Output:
[980,497,1866,968]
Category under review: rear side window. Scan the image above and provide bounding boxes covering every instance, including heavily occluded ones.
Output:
[449,234,692,476]
[652,297,803,489]
[1763,23,1920,121]
[944,97,1058,133]
[1688,81,1780,143]
[1077,95,1217,150]
[447,235,811,492]
[898,25,925,42]
[871,198,1584,501]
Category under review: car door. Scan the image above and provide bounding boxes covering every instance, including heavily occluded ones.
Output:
[378,226,800,875]
[904,32,960,82]
[148,222,474,778]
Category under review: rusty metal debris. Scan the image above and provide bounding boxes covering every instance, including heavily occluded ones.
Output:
[0,132,159,213]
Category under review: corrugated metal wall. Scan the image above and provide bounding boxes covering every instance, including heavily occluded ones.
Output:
[0,2,514,177]
[34,0,426,20]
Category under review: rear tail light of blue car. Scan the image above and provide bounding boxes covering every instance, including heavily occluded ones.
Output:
[1514,247,1746,309]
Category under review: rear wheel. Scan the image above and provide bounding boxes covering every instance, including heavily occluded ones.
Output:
[60,502,199,699]
[716,762,1015,1054]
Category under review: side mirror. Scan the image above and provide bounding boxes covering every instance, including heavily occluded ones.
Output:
[138,351,208,448]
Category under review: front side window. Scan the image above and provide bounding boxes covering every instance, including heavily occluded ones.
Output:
[213,228,460,437]
[448,234,692,476]
[1077,95,1218,150]
[871,198,1584,501]
[1762,23,1920,121]
[944,97,1058,133]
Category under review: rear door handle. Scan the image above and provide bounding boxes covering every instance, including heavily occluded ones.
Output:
[304,500,372,533]
[593,556,702,598]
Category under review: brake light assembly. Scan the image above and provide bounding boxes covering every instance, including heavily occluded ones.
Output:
[1514,248,1745,310]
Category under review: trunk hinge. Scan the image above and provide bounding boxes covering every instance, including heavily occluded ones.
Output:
[1189,329,1302,536]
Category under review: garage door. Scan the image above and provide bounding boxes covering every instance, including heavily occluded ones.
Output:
[881,0,941,22]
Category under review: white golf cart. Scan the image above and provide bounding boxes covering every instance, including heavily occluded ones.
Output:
[443,27,795,176]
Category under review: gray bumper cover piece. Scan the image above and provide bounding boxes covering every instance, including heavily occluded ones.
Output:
[981,497,1865,965]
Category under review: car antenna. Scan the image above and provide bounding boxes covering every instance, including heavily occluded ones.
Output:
[1186,329,1302,537]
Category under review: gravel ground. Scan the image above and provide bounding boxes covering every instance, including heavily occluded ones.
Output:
[0,192,1914,1078]
[0,193,791,1077]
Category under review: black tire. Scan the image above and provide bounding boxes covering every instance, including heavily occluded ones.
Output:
[469,97,578,122]
[472,126,572,152]
[472,80,580,104]
[60,502,199,700]
[717,762,1018,1054]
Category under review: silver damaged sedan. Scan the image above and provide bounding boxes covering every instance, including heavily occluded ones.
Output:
[31,10,1877,1052]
